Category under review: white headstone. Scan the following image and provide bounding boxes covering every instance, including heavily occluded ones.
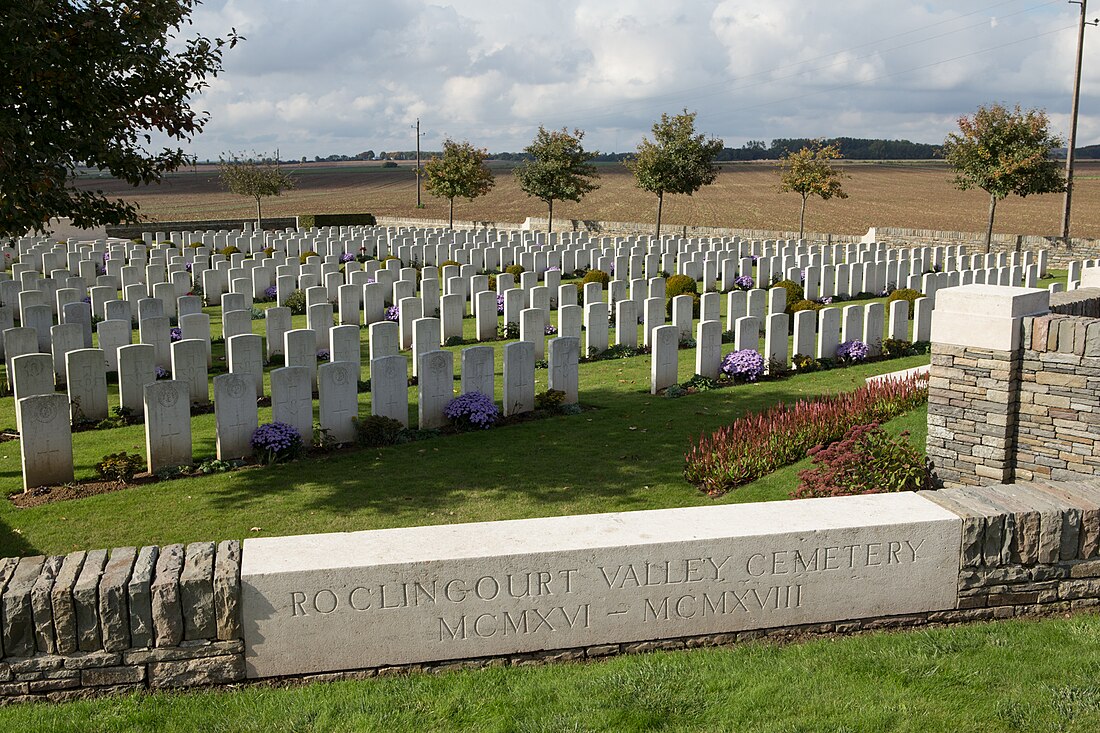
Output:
[284,329,317,389]
[118,343,155,415]
[651,325,679,394]
[171,339,208,405]
[548,337,580,404]
[265,307,292,361]
[695,320,722,379]
[66,348,108,422]
[502,340,535,417]
[417,350,453,430]
[19,394,73,490]
[460,346,495,399]
[144,380,191,472]
[214,373,258,460]
[270,366,314,441]
[318,361,358,443]
[370,354,409,427]
[228,333,265,397]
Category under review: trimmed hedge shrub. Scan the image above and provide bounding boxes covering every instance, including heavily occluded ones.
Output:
[297,213,377,228]
[773,279,804,311]
[582,269,610,289]
[888,288,923,318]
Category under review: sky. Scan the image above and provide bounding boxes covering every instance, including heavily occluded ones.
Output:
[173,0,1100,159]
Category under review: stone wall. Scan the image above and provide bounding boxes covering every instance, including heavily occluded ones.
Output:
[0,541,242,703]
[867,227,1099,268]
[4,484,1100,703]
[104,219,298,240]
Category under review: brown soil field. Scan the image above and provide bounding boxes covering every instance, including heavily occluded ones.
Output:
[74,160,1100,239]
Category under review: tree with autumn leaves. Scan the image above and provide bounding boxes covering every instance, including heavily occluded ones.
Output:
[942,103,1065,251]
[777,142,849,239]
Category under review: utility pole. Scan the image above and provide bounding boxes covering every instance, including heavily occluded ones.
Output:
[1062,0,1098,242]
[413,118,423,208]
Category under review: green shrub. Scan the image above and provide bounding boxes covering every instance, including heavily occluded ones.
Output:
[504,264,525,277]
[284,289,307,315]
[355,415,407,447]
[262,246,275,257]
[582,269,610,289]
[299,250,319,265]
[792,353,822,372]
[793,423,930,499]
[218,245,240,257]
[773,279,804,311]
[888,288,923,318]
[666,291,701,318]
[487,274,497,291]
[95,451,144,483]
[881,338,915,358]
[665,274,698,298]
[788,299,824,315]
[297,213,377,229]
[535,389,567,410]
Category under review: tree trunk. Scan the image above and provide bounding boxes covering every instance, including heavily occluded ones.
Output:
[255,196,262,231]
[799,194,807,239]
[984,194,997,253]
[655,192,664,237]
[547,199,554,233]
[448,198,454,229]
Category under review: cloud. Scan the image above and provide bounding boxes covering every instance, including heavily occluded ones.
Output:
[155,0,1098,158]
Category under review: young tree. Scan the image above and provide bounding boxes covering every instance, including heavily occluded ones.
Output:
[627,110,724,236]
[777,142,849,239]
[942,103,1065,251]
[219,153,296,230]
[0,1,240,237]
[514,127,600,233]
[423,139,495,228]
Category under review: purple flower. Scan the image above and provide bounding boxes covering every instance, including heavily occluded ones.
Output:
[818,296,833,305]
[720,349,765,382]
[264,285,278,300]
[365,278,376,285]
[155,366,170,379]
[170,327,182,342]
[544,324,557,335]
[444,392,500,430]
[102,252,110,262]
[385,305,400,322]
[185,262,193,273]
[734,275,754,291]
[339,252,355,264]
[836,340,869,362]
[799,268,806,283]
[546,266,561,272]
[316,349,330,361]
[251,421,304,463]
[496,294,505,315]
[81,296,91,304]
[751,255,759,263]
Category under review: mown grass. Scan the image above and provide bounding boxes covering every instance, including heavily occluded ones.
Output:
[6,614,1100,732]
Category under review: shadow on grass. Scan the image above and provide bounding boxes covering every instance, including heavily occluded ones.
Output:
[202,357,900,529]
[0,513,43,557]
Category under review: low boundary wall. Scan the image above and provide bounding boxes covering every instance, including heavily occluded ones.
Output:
[3,483,1100,704]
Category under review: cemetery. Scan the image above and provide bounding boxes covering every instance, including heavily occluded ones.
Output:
[1,222,1100,724]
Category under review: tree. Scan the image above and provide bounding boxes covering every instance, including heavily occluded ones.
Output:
[942,103,1065,251]
[0,1,240,237]
[777,141,849,239]
[514,127,600,233]
[218,153,295,230]
[627,110,724,236]
[423,139,495,228]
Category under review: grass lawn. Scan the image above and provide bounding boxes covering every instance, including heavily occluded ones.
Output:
[5,614,1100,732]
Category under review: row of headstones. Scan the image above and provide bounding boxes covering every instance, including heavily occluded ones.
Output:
[15,337,582,491]
[648,295,921,392]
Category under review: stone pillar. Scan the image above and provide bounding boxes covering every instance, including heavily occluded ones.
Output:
[927,284,1049,488]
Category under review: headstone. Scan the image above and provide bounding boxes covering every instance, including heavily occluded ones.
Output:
[460,345,495,399]
[764,313,789,373]
[370,354,409,427]
[179,312,212,368]
[227,333,264,398]
[284,329,317,389]
[62,301,93,348]
[270,366,314,441]
[695,320,722,379]
[318,362,358,443]
[265,307,292,361]
[368,321,399,364]
[863,302,885,355]
[547,337,580,404]
[412,317,442,378]
[118,344,155,414]
[139,315,172,369]
[171,339,208,406]
[417,350,453,430]
[222,309,253,342]
[651,325,679,394]
[584,302,609,356]
[398,297,423,351]
[671,294,693,339]
[734,316,760,352]
[841,305,863,344]
[817,307,841,359]
[24,304,53,352]
[502,340,535,417]
[144,380,191,472]
[793,310,816,360]
[559,304,583,341]
[214,373,258,460]
[50,322,84,381]
[19,394,73,490]
[96,320,131,373]
[615,300,638,348]
[888,299,909,342]
[520,308,546,360]
[66,348,108,422]
[475,291,498,342]
[12,353,54,434]
[329,325,361,371]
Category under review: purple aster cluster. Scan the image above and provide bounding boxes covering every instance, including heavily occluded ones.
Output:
[339,252,355,264]
[443,392,500,430]
[496,294,505,315]
[544,324,557,335]
[385,305,400,322]
[836,340,870,362]
[250,421,304,463]
[734,275,754,290]
[721,349,765,382]
[264,285,278,300]
[546,266,561,272]
[81,296,91,304]
[154,366,170,379]
[316,349,330,361]
[185,262,193,273]
[169,327,182,342]
[818,296,834,305]
[799,268,807,282]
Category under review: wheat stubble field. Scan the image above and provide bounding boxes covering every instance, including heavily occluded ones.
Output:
[75,160,1100,238]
